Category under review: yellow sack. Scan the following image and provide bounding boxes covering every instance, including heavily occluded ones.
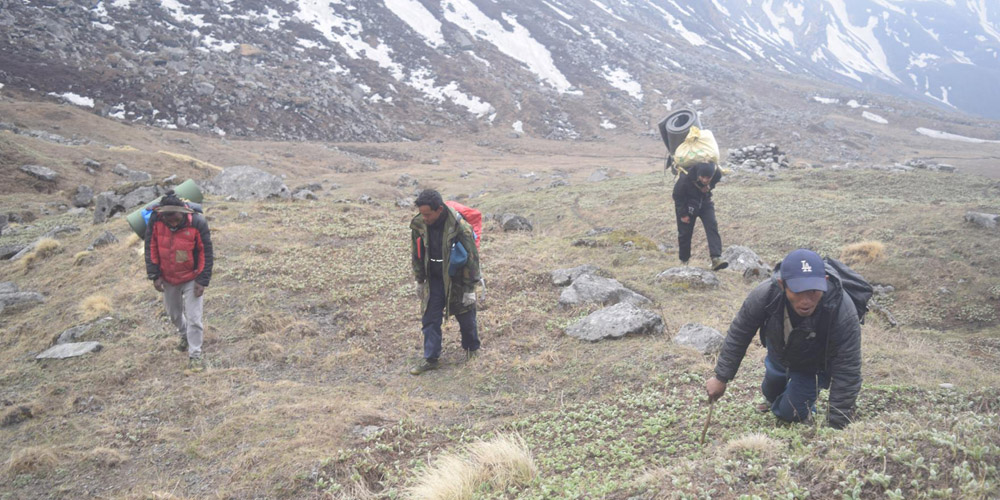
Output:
[673,126,720,170]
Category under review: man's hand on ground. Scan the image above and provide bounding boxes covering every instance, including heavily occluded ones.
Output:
[194,283,205,297]
[706,376,727,402]
[462,292,476,307]
[153,277,164,292]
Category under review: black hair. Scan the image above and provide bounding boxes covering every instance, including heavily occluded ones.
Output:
[414,189,443,210]
[159,189,185,207]
[694,162,716,178]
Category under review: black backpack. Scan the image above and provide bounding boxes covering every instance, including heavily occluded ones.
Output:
[824,258,874,324]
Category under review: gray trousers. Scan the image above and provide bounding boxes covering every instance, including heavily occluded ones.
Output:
[163,280,203,358]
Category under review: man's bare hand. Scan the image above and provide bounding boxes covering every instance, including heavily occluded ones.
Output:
[194,283,205,297]
[680,216,691,224]
[706,376,727,402]
[153,277,165,292]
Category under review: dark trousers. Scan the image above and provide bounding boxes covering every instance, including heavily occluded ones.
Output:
[676,199,722,262]
[762,353,831,422]
[422,276,480,361]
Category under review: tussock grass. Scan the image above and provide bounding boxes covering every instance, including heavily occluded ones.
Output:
[86,447,128,468]
[405,433,537,500]
[241,312,293,335]
[722,432,781,459]
[73,250,93,266]
[17,237,62,271]
[79,294,112,321]
[247,340,286,362]
[840,240,886,265]
[4,446,59,475]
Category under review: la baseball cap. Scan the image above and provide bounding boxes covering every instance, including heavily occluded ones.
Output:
[780,249,828,293]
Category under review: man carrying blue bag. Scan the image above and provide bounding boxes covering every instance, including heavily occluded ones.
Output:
[409,189,482,375]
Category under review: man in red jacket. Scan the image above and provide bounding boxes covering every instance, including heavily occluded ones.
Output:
[144,191,214,372]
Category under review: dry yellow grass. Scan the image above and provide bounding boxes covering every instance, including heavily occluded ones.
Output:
[124,233,142,247]
[86,447,128,468]
[17,237,62,272]
[242,312,293,335]
[4,446,59,475]
[722,432,782,459]
[79,294,113,321]
[839,240,885,265]
[73,250,93,266]
[405,433,537,500]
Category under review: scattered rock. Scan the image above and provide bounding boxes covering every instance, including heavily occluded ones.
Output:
[112,163,152,182]
[93,192,124,224]
[673,323,725,355]
[548,179,570,188]
[551,265,602,286]
[295,183,322,192]
[939,383,954,390]
[498,214,533,232]
[36,342,103,360]
[20,164,58,182]
[121,186,159,209]
[0,244,26,260]
[657,267,720,289]
[293,189,318,200]
[559,274,650,307]
[54,317,113,344]
[397,174,419,188]
[396,197,415,208]
[587,169,609,182]
[88,231,118,250]
[359,194,374,204]
[205,166,289,200]
[0,287,45,315]
[965,211,998,230]
[720,245,771,279]
[83,158,101,169]
[73,185,94,207]
[565,302,664,341]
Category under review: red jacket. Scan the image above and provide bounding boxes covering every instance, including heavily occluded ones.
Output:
[144,213,214,286]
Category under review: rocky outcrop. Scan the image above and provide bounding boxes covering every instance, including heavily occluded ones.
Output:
[720,245,771,280]
[204,166,290,200]
[565,302,664,341]
[20,164,58,182]
[551,265,602,287]
[559,274,650,307]
[673,323,725,355]
[965,212,998,230]
[657,267,720,289]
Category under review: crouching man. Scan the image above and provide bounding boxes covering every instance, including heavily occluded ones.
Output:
[705,249,861,429]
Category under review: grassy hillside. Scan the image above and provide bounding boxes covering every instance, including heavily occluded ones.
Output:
[1,98,999,499]
[2,148,999,499]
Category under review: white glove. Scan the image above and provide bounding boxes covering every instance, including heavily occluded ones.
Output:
[462,291,476,307]
[416,281,425,301]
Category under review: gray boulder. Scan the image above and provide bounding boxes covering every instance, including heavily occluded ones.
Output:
[0,244,26,260]
[54,317,113,344]
[559,274,650,307]
[93,191,125,223]
[73,185,94,207]
[121,186,158,209]
[20,165,58,182]
[965,212,998,230]
[551,265,601,286]
[657,267,720,289]
[565,302,664,341]
[674,323,725,355]
[88,231,118,250]
[0,282,18,294]
[0,290,45,315]
[395,196,414,208]
[587,169,609,182]
[720,245,771,279]
[36,342,103,360]
[43,225,81,238]
[206,166,289,200]
[111,163,152,182]
[499,214,533,232]
[293,189,318,200]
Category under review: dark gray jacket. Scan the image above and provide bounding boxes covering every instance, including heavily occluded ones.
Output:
[713,264,862,429]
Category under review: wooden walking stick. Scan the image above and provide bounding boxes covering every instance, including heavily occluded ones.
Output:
[700,398,715,445]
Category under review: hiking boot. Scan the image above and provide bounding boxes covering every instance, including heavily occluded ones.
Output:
[187,356,205,373]
[176,336,189,353]
[711,257,729,271]
[409,360,439,376]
